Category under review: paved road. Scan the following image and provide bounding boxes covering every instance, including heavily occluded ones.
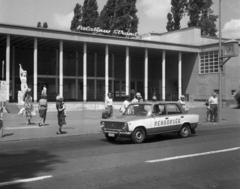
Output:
[0,123,240,189]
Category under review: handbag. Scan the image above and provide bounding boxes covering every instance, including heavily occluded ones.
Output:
[31,107,36,116]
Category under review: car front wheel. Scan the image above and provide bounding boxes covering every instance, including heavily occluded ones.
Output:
[178,124,190,138]
[132,128,146,144]
[105,134,117,142]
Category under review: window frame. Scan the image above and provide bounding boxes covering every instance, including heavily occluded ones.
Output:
[199,51,219,74]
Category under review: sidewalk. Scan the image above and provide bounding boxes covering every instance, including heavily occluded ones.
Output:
[0,106,240,142]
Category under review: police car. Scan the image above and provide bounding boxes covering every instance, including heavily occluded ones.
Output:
[100,102,199,144]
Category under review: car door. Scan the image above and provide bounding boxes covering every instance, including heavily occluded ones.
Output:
[165,104,182,131]
[150,104,169,134]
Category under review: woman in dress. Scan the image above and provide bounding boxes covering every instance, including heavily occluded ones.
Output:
[38,94,48,126]
[56,95,66,134]
[24,89,33,125]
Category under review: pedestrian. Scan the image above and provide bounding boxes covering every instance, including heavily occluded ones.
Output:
[152,93,157,102]
[208,92,218,122]
[56,95,66,134]
[178,95,189,113]
[130,89,135,101]
[41,85,47,96]
[233,85,240,108]
[132,92,143,103]
[38,94,48,126]
[105,92,113,118]
[119,95,130,113]
[24,89,33,125]
[205,99,211,122]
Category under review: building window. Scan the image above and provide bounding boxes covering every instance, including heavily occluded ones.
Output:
[199,51,219,74]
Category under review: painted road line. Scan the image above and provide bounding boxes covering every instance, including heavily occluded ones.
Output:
[5,126,40,130]
[0,175,53,186]
[145,147,240,163]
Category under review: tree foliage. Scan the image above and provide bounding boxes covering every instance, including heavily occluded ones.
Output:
[166,0,187,31]
[70,3,82,31]
[37,22,41,28]
[166,0,218,36]
[96,0,116,32]
[187,0,218,36]
[43,22,48,28]
[111,0,139,35]
[82,0,99,28]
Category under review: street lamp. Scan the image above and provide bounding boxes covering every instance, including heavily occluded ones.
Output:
[218,0,239,121]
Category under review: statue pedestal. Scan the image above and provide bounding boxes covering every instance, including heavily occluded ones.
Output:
[17,91,24,105]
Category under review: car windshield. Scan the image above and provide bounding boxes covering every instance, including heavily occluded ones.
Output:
[124,104,152,116]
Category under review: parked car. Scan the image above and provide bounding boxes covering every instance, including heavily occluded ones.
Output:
[100,101,199,144]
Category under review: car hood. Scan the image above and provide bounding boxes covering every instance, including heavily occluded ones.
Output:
[101,115,148,123]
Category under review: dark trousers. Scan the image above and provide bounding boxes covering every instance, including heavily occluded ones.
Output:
[210,104,218,122]
[107,106,113,117]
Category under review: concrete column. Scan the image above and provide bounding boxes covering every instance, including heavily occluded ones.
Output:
[126,47,129,96]
[33,38,38,102]
[6,35,10,101]
[55,50,59,94]
[178,52,182,99]
[111,54,114,94]
[129,56,131,93]
[162,50,166,101]
[105,45,109,96]
[75,51,79,100]
[94,53,97,100]
[144,48,148,100]
[83,43,87,102]
[59,40,63,97]
[12,46,15,100]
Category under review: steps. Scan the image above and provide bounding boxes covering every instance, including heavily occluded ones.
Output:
[5,101,206,113]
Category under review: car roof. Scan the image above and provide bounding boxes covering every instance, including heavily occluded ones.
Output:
[130,101,179,105]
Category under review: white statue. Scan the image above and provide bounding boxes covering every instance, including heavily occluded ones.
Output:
[18,64,28,105]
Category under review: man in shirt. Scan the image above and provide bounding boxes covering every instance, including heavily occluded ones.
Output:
[105,93,113,117]
[208,92,218,122]
[132,92,143,103]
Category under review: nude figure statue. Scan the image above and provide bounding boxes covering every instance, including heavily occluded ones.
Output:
[18,64,28,103]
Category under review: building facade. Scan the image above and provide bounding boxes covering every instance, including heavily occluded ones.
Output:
[0,24,239,105]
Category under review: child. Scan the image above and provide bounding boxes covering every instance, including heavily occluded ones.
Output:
[205,100,211,122]
[18,107,26,115]
[62,101,67,117]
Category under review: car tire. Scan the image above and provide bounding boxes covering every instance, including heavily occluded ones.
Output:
[132,128,146,144]
[178,124,190,138]
[105,134,117,142]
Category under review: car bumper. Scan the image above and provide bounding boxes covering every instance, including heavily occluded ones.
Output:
[101,130,132,138]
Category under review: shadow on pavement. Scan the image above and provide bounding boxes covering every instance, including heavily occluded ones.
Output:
[0,149,66,189]
[2,133,14,138]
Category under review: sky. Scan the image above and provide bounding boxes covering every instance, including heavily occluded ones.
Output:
[0,0,239,39]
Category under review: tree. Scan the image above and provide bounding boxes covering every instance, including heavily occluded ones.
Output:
[37,22,41,28]
[70,3,82,31]
[111,0,139,36]
[82,0,99,28]
[187,0,218,36]
[96,0,116,32]
[43,22,48,28]
[166,0,187,31]
[166,13,174,31]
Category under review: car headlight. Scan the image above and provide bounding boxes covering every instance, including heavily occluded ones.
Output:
[100,122,105,130]
[122,123,129,131]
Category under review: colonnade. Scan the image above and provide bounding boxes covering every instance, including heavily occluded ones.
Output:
[4,35,183,102]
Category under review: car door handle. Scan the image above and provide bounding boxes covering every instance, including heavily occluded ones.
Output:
[165,118,169,120]
[181,116,184,118]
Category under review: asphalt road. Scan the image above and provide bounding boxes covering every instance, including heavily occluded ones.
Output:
[0,123,240,189]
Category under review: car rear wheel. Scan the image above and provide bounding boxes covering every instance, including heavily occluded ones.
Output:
[105,134,117,142]
[132,128,146,144]
[178,124,190,138]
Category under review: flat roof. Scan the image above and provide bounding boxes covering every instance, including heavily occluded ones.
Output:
[0,23,201,54]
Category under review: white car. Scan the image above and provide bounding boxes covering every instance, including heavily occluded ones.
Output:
[100,102,199,144]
